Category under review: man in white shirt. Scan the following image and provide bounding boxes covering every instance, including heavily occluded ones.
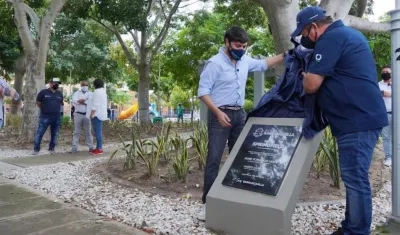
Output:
[70,81,94,153]
[378,65,392,167]
[87,78,108,155]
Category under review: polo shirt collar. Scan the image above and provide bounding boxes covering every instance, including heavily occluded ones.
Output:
[325,20,344,33]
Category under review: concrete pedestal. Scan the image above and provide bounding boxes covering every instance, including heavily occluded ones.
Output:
[206,117,323,235]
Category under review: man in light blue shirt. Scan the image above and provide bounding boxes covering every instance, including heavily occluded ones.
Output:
[197,26,285,221]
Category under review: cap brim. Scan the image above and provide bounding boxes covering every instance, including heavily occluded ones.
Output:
[291,26,303,38]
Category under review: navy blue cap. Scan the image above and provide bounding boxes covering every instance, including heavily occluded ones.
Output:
[291,6,326,38]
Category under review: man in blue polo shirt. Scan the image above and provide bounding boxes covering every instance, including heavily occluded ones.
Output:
[33,78,64,155]
[291,6,388,235]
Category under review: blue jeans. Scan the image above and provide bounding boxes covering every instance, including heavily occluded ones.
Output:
[91,117,103,150]
[0,119,3,128]
[381,113,392,160]
[336,128,382,235]
[34,115,61,152]
[202,108,246,203]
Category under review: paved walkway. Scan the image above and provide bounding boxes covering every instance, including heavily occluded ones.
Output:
[0,177,148,235]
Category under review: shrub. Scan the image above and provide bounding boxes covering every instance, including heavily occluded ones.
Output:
[191,122,208,170]
[314,127,340,188]
[108,126,138,170]
[5,114,21,130]
[60,115,71,127]
[243,99,254,113]
[170,135,192,182]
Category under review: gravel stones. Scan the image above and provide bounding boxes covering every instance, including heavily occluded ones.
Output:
[0,157,393,235]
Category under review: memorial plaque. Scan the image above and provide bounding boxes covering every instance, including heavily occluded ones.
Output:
[206,118,324,235]
[222,124,302,196]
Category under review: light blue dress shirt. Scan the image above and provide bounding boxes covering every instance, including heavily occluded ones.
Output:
[198,47,268,107]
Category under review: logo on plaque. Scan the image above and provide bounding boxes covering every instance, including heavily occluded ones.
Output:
[222,124,302,196]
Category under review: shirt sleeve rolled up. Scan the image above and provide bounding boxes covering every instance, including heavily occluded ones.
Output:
[198,61,220,98]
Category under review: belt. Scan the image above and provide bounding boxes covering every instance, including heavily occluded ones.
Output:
[76,112,86,115]
[388,112,392,114]
[219,106,242,111]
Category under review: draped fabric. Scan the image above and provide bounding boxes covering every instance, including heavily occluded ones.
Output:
[247,46,328,139]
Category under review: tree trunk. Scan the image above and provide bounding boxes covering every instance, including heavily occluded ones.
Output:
[258,0,299,75]
[138,53,151,125]
[19,55,45,142]
[260,1,298,53]
[11,55,25,115]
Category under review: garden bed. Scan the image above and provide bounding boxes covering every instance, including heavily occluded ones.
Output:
[0,114,194,149]
[97,145,389,203]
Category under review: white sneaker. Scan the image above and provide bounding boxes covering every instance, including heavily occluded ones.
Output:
[384,158,392,167]
[197,204,206,221]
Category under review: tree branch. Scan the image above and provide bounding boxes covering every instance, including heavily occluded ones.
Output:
[128,30,141,50]
[320,0,355,20]
[149,0,182,54]
[113,25,139,70]
[90,17,116,34]
[149,8,163,34]
[353,0,367,18]
[344,15,390,32]
[22,3,40,34]
[36,0,67,72]
[12,0,35,55]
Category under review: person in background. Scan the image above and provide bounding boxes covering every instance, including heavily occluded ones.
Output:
[87,78,108,155]
[379,65,392,167]
[70,80,93,153]
[177,103,184,124]
[0,73,20,128]
[33,78,64,155]
[197,26,285,221]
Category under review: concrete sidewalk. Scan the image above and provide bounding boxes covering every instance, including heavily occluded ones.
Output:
[0,177,148,235]
[1,148,118,167]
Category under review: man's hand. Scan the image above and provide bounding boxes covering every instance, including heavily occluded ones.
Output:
[216,110,231,127]
[78,99,86,104]
[383,91,392,97]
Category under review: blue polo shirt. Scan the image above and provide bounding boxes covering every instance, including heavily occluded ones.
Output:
[36,88,64,116]
[307,20,388,136]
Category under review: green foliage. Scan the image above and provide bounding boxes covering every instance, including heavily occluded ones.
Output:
[137,124,172,176]
[60,115,71,127]
[170,135,192,182]
[5,114,21,130]
[169,86,192,109]
[314,127,340,189]
[243,99,254,113]
[65,0,147,31]
[46,15,119,83]
[108,126,137,170]
[191,122,208,170]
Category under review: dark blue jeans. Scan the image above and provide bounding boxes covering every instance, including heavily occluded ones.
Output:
[202,108,246,203]
[34,115,61,152]
[337,128,382,235]
[91,117,103,150]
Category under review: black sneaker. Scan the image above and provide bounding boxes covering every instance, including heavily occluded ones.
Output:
[331,228,344,235]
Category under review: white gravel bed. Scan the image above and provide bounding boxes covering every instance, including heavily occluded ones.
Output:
[0,158,392,235]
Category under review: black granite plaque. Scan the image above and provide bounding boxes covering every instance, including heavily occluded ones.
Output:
[222,124,302,196]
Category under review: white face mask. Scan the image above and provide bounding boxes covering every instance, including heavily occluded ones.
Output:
[81,86,88,92]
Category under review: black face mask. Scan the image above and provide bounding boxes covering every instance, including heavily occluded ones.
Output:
[300,26,317,49]
[381,73,391,81]
[52,83,59,90]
